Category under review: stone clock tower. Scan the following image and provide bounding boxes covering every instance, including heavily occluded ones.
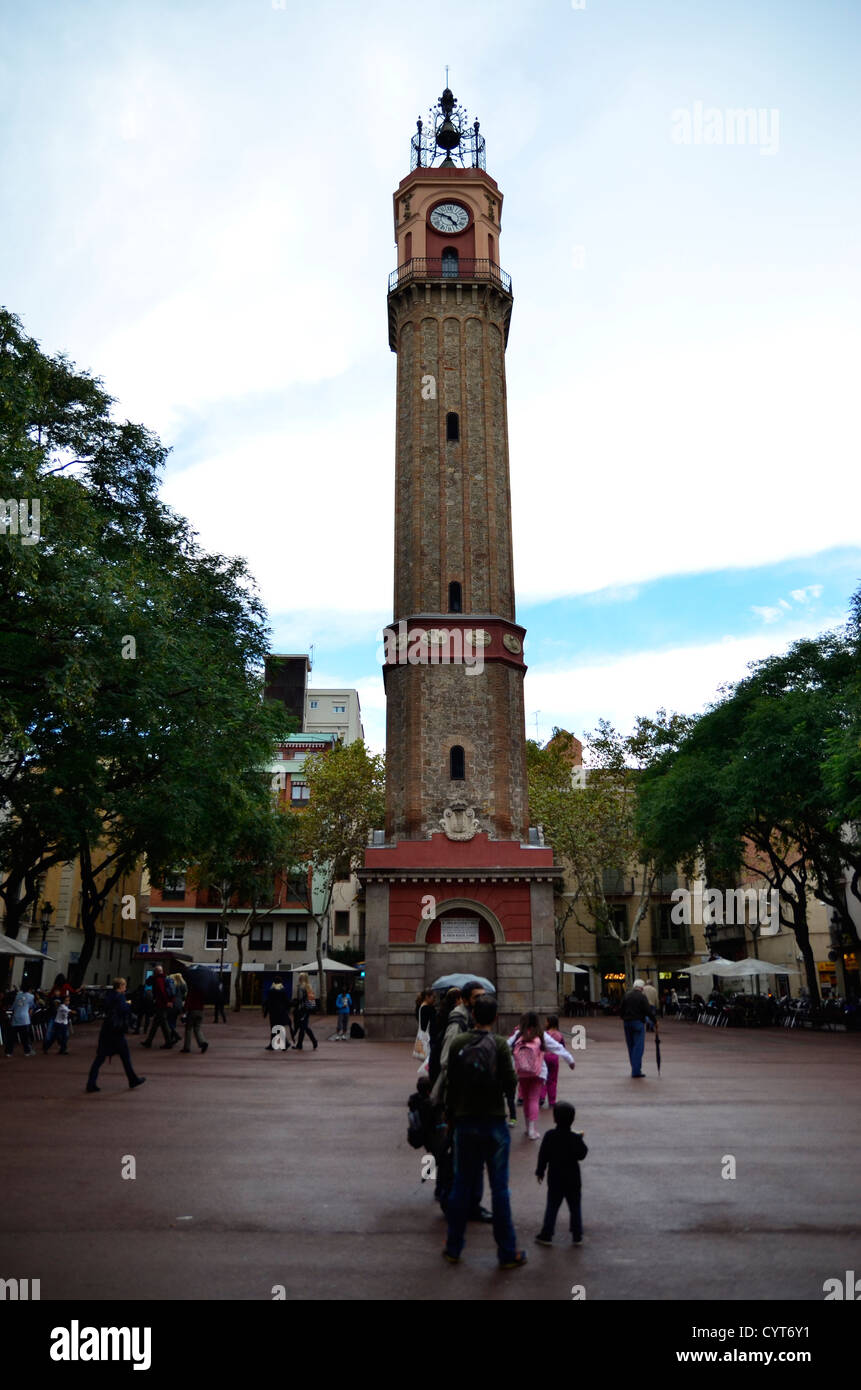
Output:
[360,88,559,1038]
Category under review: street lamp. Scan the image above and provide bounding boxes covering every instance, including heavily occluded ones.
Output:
[40,902,54,955]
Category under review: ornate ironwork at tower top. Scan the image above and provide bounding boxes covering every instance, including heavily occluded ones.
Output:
[410,88,486,171]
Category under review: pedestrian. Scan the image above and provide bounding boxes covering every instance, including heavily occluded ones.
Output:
[534,1101,588,1247]
[620,979,655,1078]
[44,997,76,1054]
[335,984,353,1040]
[430,981,493,1222]
[292,972,318,1051]
[140,965,176,1049]
[86,978,146,1093]
[213,979,227,1024]
[180,980,209,1055]
[413,988,436,1060]
[540,1014,565,1108]
[263,976,293,1050]
[5,986,36,1056]
[433,980,486,1093]
[441,993,526,1270]
[641,978,659,1028]
[509,1012,575,1139]
[407,1073,453,1210]
[427,987,462,1088]
[167,972,186,1042]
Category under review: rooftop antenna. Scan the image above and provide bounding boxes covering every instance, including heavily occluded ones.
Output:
[445,64,449,86]
[309,643,315,669]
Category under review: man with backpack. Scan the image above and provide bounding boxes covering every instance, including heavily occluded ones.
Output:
[140,965,176,1049]
[442,994,526,1270]
[430,982,493,1222]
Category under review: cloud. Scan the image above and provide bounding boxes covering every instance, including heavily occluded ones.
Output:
[523,615,838,743]
[752,583,826,624]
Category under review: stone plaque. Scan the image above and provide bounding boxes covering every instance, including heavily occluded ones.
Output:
[440,918,481,944]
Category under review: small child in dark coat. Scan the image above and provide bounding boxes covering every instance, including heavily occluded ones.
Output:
[535,1101,588,1245]
[408,1075,453,1212]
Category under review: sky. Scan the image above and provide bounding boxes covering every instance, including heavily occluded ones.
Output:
[2,0,859,751]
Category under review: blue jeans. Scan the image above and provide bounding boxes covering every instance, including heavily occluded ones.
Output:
[445,1119,517,1263]
[623,1020,645,1075]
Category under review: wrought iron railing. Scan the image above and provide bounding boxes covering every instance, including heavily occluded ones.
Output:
[388,258,512,295]
[653,932,693,956]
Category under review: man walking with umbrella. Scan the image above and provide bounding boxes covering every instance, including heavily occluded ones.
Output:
[620,979,655,1078]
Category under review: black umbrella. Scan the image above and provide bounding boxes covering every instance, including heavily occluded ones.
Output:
[655,1026,662,1075]
[180,965,222,1004]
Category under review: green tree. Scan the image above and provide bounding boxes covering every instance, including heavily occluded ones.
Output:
[288,739,385,1000]
[529,716,688,987]
[191,793,298,1011]
[639,634,861,1001]
[0,308,289,981]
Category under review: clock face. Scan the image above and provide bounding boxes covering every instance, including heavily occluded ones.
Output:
[429,202,470,234]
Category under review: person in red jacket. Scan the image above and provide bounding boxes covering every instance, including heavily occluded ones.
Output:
[140,965,176,1049]
[181,982,209,1054]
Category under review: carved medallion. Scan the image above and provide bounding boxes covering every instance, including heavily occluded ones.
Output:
[502,633,522,654]
[440,799,480,841]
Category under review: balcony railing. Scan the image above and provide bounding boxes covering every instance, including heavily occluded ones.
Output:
[653,932,693,956]
[388,258,512,295]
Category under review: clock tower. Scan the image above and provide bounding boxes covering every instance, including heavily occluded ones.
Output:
[360,88,560,1038]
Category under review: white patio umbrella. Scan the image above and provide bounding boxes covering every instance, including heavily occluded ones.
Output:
[680,957,799,979]
[290,958,358,974]
[676,958,737,977]
[725,958,800,978]
[0,931,55,960]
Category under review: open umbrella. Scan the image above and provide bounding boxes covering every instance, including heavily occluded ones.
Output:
[177,964,223,1003]
[430,973,496,993]
[0,932,56,961]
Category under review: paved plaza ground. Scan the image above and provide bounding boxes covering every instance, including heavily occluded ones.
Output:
[2,1012,859,1303]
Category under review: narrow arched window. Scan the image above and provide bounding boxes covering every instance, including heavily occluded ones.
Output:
[488,233,496,264]
[450,745,465,780]
[404,231,412,264]
[446,412,459,442]
[441,247,458,278]
[448,581,462,613]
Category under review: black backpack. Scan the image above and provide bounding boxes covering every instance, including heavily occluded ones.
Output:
[449,1031,498,1093]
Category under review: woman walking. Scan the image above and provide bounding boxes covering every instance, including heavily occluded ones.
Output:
[292,972,318,1051]
[509,1012,575,1140]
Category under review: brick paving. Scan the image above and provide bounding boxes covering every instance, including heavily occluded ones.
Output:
[2,1012,859,1302]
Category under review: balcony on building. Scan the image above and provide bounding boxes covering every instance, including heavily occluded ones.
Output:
[388,256,512,296]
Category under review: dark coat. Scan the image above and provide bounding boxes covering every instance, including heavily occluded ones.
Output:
[620,988,653,1023]
[264,986,292,1026]
[98,990,131,1056]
